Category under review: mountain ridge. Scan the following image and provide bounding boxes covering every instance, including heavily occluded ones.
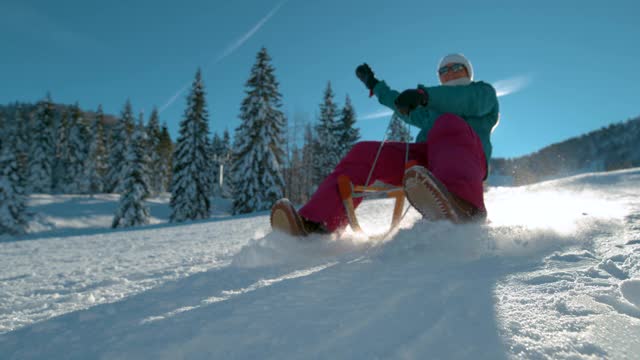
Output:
[489,115,640,186]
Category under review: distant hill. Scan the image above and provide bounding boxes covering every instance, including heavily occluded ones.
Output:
[488,116,640,186]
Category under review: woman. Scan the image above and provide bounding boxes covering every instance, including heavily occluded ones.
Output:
[271,53,499,236]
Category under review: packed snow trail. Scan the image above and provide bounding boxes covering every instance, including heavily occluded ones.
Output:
[1,169,639,359]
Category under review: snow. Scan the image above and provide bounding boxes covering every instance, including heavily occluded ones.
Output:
[621,280,640,308]
[1,168,640,359]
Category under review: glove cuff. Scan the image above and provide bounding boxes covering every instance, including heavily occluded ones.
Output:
[366,77,379,91]
[417,88,428,106]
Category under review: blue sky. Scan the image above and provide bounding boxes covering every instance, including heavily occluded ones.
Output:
[1,0,638,158]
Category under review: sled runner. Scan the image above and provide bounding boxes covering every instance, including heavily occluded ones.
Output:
[337,175,405,235]
[336,162,419,237]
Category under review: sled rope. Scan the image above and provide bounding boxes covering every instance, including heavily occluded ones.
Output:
[364,118,411,187]
[340,116,412,238]
[364,131,387,187]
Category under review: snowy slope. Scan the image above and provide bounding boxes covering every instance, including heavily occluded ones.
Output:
[1,169,640,359]
[22,193,233,235]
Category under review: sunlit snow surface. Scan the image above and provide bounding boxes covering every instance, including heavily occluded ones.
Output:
[1,169,639,359]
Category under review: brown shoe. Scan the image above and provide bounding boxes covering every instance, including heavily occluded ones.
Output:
[403,165,486,224]
[270,199,327,236]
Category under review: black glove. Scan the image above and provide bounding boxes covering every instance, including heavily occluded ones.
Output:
[355,63,379,91]
[394,88,429,116]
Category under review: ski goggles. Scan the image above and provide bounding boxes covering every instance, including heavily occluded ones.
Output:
[438,63,466,75]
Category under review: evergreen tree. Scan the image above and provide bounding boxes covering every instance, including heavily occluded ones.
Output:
[388,113,413,142]
[112,120,151,228]
[28,93,56,193]
[55,110,70,160]
[231,47,287,214]
[6,104,30,186]
[337,95,360,158]
[209,129,233,197]
[107,100,135,193]
[302,123,316,199]
[210,132,224,196]
[146,107,163,195]
[170,69,213,222]
[0,127,29,235]
[67,103,91,193]
[86,105,109,194]
[158,122,173,193]
[52,110,71,192]
[211,132,223,156]
[0,111,4,138]
[222,129,231,154]
[286,145,305,203]
[313,82,341,184]
[221,129,232,196]
[216,129,233,198]
[13,107,30,185]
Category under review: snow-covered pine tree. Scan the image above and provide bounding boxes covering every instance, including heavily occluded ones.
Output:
[231,47,287,214]
[220,129,232,196]
[210,132,224,196]
[13,107,30,185]
[287,146,306,203]
[112,119,151,228]
[145,108,163,196]
[211,132,222,155]
[301,123,316,199]
[107,100,135,193]
[388,113,413,142]
[0,132,29,235]
[282,111,304,202]
[209,130,233,197]
[158,122,173,193]
[336,95,360,159]
[313,82,341,184]
[169,69,213,222]
[86,105,109,194]
[28,93,56,193]
[222,129,231,156]
[52,109,71,193]
[67,103,91,193]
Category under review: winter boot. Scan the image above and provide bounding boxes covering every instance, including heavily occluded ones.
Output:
[270,199,327,237]
[403,165,486,223]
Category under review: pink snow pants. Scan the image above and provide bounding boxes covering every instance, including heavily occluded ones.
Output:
[299,113,487,232]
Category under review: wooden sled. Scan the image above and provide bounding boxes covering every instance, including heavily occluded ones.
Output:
[337,175,406,237]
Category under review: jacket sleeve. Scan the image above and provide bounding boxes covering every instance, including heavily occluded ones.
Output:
[372,80,400,111]
[373,80,440,130]
[421,81,497,117]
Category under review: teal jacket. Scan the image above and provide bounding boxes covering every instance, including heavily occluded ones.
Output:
[373,80,500,162]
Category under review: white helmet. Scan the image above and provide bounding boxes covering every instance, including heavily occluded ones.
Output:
[438,53,474,84]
